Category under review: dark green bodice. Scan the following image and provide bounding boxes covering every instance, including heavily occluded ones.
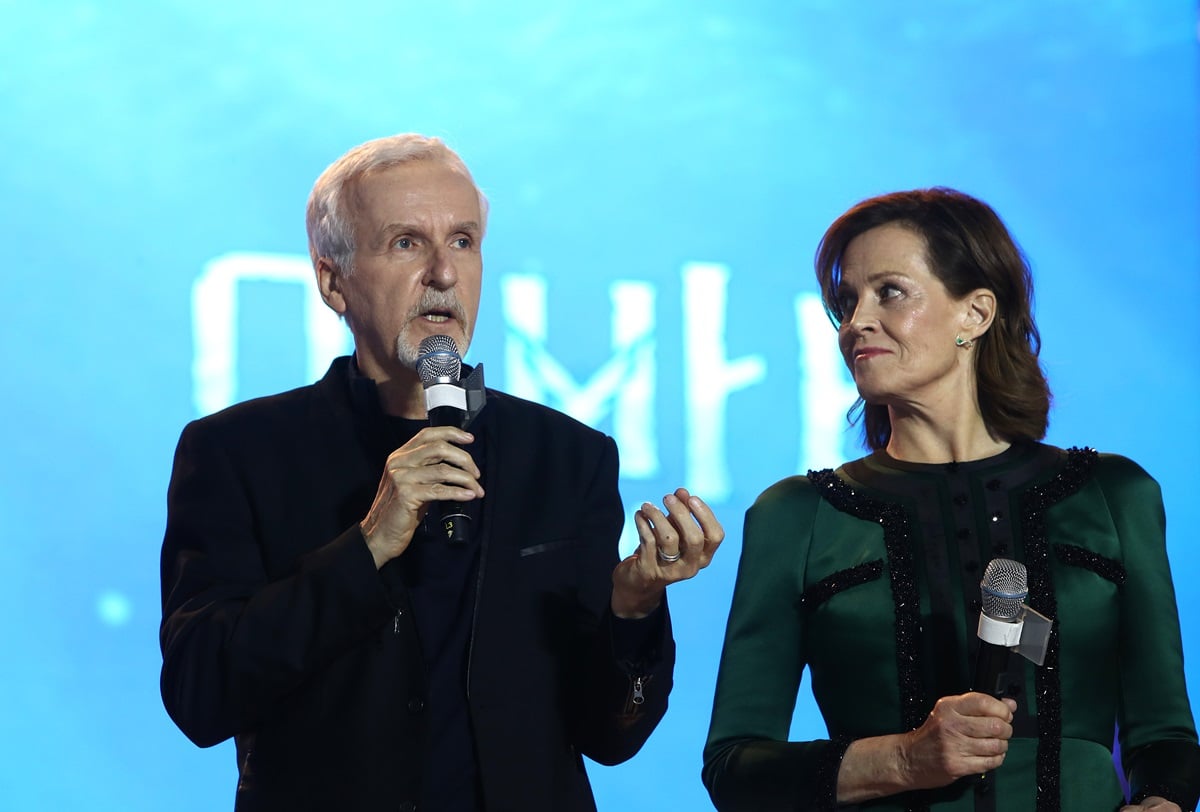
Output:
[704,443,1199,812]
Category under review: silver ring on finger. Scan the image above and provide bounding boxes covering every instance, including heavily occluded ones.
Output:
[656,547,682,564]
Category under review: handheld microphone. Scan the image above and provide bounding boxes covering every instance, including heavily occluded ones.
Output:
[972,558,1028,697]
[416,334,471,544]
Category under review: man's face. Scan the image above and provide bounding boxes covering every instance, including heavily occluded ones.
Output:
[320,160,483,381]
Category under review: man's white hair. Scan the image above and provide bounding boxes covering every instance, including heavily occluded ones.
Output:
[305,133,489,275]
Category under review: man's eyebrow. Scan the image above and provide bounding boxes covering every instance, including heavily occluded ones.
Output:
[378,220,481,233]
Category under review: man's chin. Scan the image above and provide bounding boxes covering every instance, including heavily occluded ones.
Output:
[396,327,470,368]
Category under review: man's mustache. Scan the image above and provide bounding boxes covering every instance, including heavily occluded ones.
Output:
[410,290,468,325]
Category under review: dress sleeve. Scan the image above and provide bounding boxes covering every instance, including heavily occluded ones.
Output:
[703,477,850,812]
[1098,456,1200,810]
[158,418,395,748]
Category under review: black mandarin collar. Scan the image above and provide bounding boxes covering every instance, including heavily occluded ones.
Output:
[342,354,490,470]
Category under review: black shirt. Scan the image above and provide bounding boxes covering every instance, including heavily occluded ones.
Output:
[380,414,485,811]
[349,359,664,811]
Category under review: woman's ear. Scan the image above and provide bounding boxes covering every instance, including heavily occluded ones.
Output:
[961,288,997,340]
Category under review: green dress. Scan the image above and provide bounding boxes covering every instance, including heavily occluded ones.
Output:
[704,443,1200,811]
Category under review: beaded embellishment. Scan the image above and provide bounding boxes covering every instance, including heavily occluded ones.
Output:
[798,560,884,612]
[1019,446,1098,812]
[810,469,927,812]
[810,447,1099,812]
[1053,543,1126,586]
[813,735,854,811]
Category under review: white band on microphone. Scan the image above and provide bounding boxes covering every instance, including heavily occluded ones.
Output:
[978,612,1024,647]
[424,382,468,411]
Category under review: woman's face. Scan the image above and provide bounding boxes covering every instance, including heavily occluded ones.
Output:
[835,223,976,410]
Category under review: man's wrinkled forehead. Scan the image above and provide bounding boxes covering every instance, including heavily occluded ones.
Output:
[345,157,476,221]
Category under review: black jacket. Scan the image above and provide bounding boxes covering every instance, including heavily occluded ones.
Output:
[159,356,674,811]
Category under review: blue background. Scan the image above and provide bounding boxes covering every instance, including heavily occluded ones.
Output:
[2,1,1197,809]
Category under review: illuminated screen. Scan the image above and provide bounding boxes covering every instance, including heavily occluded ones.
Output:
[3,2,1197,809]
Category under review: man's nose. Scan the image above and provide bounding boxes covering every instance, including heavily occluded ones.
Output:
[424,246,457,289]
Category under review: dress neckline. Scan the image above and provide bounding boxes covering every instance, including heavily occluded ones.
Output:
[869,441,1033,475]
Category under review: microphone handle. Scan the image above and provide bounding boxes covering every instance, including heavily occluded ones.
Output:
[434,505,471,544]
[970,636,1020,785]
[972,639,1015,697]
[426,402,472,544]
[427,403,470,430]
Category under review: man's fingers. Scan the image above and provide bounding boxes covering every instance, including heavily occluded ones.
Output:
[631,490,726,574]
[661,491,724,569]
[685,493,725,551]
[386,438,483,493]
[412,425,476,445]
[635,502,681,562]
[407,463,485,499]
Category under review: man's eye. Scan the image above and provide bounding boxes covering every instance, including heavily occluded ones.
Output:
[453,237,472,249]
[394,237,413,249]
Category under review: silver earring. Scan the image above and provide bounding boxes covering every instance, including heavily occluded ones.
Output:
[955,334,974,349]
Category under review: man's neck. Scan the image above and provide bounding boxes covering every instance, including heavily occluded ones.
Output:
[376,377,428,419]
[354,356,428,419]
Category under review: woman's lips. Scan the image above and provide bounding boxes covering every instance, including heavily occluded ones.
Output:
[853,347,891,362]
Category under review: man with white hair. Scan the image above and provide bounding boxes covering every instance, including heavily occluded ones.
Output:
[159,134,723,811]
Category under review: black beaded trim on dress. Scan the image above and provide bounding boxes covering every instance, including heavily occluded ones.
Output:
[798,560,884,612]
[1019,446,1098,812]
[1126,740,1200,809]
[813,736,854,812]
[1053,543,1127,586]
[810,468,928,812]
[1131,784,1183,809]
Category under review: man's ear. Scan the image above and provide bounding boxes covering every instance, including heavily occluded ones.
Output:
[315,257,347,316]
[961,288,996,341]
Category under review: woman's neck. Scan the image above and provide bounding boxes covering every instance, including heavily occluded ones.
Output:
[884,403,1010,464]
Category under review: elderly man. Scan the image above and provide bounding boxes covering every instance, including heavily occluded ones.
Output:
[159,133,722,811]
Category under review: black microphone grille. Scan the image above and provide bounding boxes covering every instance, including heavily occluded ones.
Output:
[980,558,1028,622]
[416,335,462,383]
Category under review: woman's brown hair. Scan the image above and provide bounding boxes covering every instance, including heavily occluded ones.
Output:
[815,187,1051,450]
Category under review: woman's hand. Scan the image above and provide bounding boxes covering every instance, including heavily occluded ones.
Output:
[836,692,1017,803]
[1120,798,1181,812]
[897,693,1017,787]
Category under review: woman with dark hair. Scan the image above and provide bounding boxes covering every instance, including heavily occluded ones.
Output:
[702,188,1200,811]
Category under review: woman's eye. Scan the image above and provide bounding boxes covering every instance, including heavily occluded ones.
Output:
[879,283,903,300]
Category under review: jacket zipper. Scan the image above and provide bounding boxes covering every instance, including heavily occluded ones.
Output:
[624,672,650,714]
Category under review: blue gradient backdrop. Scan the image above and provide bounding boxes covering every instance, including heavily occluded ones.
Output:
[1,2,1197,809]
